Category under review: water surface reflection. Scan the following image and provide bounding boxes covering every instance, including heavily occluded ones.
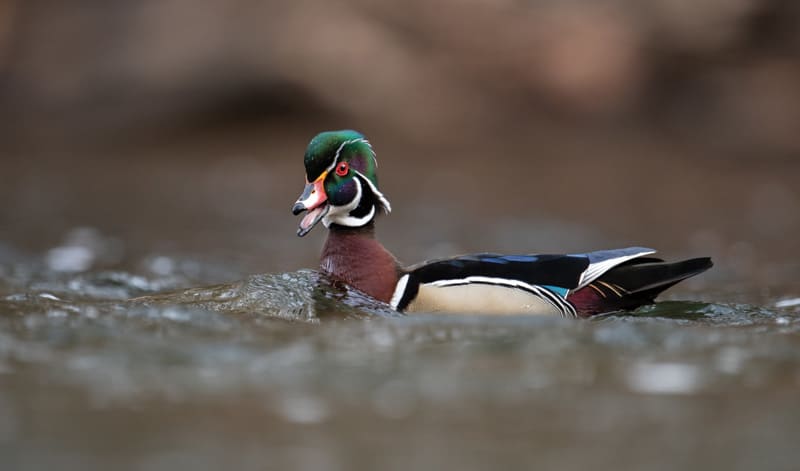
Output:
[1,262,799,470]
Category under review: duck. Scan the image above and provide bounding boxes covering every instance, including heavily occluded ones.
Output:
[291,130,712,317]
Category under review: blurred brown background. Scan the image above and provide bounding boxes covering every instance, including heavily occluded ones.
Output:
[0,0,798,294]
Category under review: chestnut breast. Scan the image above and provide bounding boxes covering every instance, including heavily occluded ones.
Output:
[320,228,400,303]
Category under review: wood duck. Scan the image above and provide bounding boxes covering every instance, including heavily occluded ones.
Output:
[291,130,712,317]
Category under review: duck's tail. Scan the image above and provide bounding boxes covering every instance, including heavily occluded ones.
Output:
[567,257,713,317]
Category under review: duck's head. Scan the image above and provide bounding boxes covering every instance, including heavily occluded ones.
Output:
[292,130,391,237]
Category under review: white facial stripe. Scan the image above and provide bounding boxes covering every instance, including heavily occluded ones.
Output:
[329,140,349,172]
[330,138,372,173]
[315,139,352,181]
[354,170,391,213]
[322,177,376,228]
[310,137,377,182]
[390,274,410,310]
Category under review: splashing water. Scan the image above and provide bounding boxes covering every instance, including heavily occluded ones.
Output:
[1,251,799,471]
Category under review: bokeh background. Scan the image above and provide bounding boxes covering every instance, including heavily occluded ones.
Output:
[2,2,800,471]
[1,0,799,292]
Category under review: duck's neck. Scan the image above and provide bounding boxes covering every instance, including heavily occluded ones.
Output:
[320,223,399,303]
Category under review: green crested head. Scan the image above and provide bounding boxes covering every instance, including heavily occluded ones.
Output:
[303,130,380,188]
[292,130,391,237]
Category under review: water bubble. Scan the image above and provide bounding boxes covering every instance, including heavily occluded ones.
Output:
[124,274,152,291]
[149,256,175,276]
[46,246,94,272]
[161,308,191,322]
[277,395,329,424]
[716,347,746,374]
[775,298,800,309]
[626,362,702,395]
[84,306,99,319]
[369,326,396,349]
[44,227,126,272]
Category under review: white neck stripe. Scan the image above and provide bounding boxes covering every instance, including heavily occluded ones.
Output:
[354,170,391,213]
[390,274,410,310]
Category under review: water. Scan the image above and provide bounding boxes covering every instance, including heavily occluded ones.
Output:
[1,250,799,471]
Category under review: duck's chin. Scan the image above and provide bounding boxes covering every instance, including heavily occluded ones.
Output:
[297,203,330,237]
[323,204,377,230]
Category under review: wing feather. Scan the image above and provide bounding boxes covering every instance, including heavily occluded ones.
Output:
[573,247,656,290]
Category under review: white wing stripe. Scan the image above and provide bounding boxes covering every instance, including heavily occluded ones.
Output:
[576,249,656,289]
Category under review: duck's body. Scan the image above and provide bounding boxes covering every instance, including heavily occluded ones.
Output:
[292,130,712,317]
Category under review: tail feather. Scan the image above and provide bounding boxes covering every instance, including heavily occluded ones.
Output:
[567,257,712,316]
[601,257,713,295]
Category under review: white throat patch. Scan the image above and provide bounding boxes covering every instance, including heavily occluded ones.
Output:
[322,177,376,228]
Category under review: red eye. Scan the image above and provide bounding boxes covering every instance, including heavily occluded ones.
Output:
[335,162,349,176]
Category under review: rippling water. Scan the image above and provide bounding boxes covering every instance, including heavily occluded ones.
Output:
[2,251,800,471]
